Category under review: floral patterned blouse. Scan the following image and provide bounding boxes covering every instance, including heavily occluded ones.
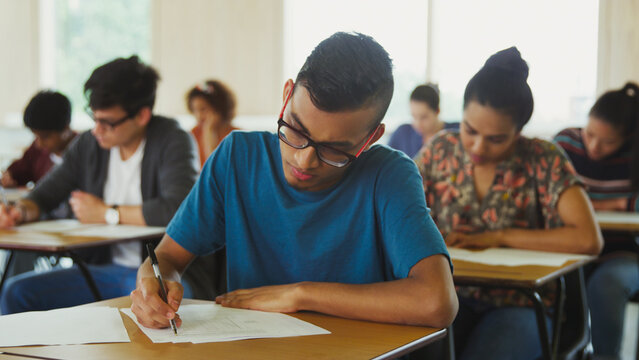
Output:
[415,131,581,309]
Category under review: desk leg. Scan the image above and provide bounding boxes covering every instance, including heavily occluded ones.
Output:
[0,250,15,295]
[551,276,566,359]
[446,325,456,360]
[524,289,552,360]
[67,251,102,301]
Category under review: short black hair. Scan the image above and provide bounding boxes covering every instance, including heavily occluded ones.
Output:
[590,82,639,189]
[84,55,160,116]
[463,47,533,131]
[410,83,440,111]
[294,32,394,127]
[23,90,72,131]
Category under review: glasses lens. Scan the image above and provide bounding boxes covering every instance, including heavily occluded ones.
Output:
[316,146,349,167]
[278,125,307,148]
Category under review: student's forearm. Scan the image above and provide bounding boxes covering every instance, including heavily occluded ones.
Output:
[137,254,182,286]
[119,205,146,226]
[499,226,602,254]
[295,277,456,328]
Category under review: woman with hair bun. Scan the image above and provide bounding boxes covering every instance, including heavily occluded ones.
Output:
[415,47,603,359]
[554,82,639,359]
[186,80,239,167]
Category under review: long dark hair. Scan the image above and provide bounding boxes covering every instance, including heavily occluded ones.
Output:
[590,82,639,189]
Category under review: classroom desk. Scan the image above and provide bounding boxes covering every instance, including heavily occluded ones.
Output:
[0,296,446,360]
[596,211,639,233]
[452,256,594,360]
[0,222,164,301]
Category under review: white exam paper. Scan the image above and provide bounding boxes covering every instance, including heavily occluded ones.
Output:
[0,306,130,347]
[121,304,330,343]
[16,219,94,233]
[449,247,591,267]
[595,211,639,224]
[61,224,165,238]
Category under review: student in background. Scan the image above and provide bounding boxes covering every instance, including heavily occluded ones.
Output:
[388,83,458,158]
[0,56,198,314]
[186,80,238,167]
[554,82,639,360]
[1,91,76,188]
[415,47,602,360]
[130,32,457,330]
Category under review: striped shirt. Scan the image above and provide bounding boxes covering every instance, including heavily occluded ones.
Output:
[554,127,639,212]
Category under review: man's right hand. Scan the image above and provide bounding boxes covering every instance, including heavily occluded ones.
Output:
[130,277,184,329]
[0,204,22,229]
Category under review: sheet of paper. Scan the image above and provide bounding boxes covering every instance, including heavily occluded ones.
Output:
[121,304,330,343]
[449,247,591,267]
[0,306,130,347]
[61,224,165,239]
[595,211,639,224]
[16,219,94,233]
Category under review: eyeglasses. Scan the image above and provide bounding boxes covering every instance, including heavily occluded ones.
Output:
[85,106,133,130]
[277,87,379,168]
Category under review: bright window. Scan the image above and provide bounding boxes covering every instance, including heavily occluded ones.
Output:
[284,0,429,132]
[429,0,599,138]
[40,0,151,128]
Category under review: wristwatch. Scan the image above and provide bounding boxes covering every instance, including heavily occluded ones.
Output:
[105,205,120,225]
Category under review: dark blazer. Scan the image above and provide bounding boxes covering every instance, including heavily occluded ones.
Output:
[27,115,199,262]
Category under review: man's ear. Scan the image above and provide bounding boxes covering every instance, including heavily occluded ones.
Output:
[283,79,294,103]
[136,107,152,126]
[365,124,386,150]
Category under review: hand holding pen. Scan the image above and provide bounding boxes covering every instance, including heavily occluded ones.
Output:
[0,185,22,229]
[145,242,179,335]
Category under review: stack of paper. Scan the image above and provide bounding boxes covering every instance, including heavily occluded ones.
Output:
[449,247,591,267]
[121,304,330,343]
[16,220,165,239]
[0,306,130,347]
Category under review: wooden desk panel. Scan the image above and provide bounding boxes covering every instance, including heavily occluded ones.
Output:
[596,211,639,232]
[0,297,445,360]
[0,229,163,252]
[452,258,593,288]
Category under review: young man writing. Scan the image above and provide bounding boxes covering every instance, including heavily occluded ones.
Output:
[131,33,457,328]
[0,56,198,314]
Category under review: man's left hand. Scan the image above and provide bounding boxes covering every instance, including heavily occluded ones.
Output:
[69,191,108,223]
[215,283,304,313]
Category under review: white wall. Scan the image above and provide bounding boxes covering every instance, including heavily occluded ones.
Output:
[597,0,639,94]
[151,0,284,119]
[0,0,40,126]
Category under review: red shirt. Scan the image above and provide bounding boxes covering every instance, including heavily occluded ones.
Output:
[7,141,54,186]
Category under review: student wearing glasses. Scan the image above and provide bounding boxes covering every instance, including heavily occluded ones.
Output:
[130,32,457,330]
[415,47,602,359]
[0,56,198,314]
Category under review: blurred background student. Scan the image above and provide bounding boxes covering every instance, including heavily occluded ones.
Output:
[554,82,639,360]
[186,80,238,168]
[1,90,76,188]
[388,83,458,158]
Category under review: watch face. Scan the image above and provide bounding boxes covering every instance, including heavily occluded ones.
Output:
[105,208,119,225]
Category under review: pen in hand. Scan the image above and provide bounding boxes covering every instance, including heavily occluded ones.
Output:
[146,242,178,335]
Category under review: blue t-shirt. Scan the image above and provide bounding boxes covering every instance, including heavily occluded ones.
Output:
[167,131,448,291]
[388,122,460,159]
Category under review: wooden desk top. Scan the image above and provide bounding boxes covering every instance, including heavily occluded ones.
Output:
[0,226,164,253]
[452,257,594,288]
[596,211,639,232]
[0,297,446,360]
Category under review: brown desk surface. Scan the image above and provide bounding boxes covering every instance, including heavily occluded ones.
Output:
[0,228,164,253]
[452,257,594,288]
[0,297,445,360]
[596,211,639,232]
